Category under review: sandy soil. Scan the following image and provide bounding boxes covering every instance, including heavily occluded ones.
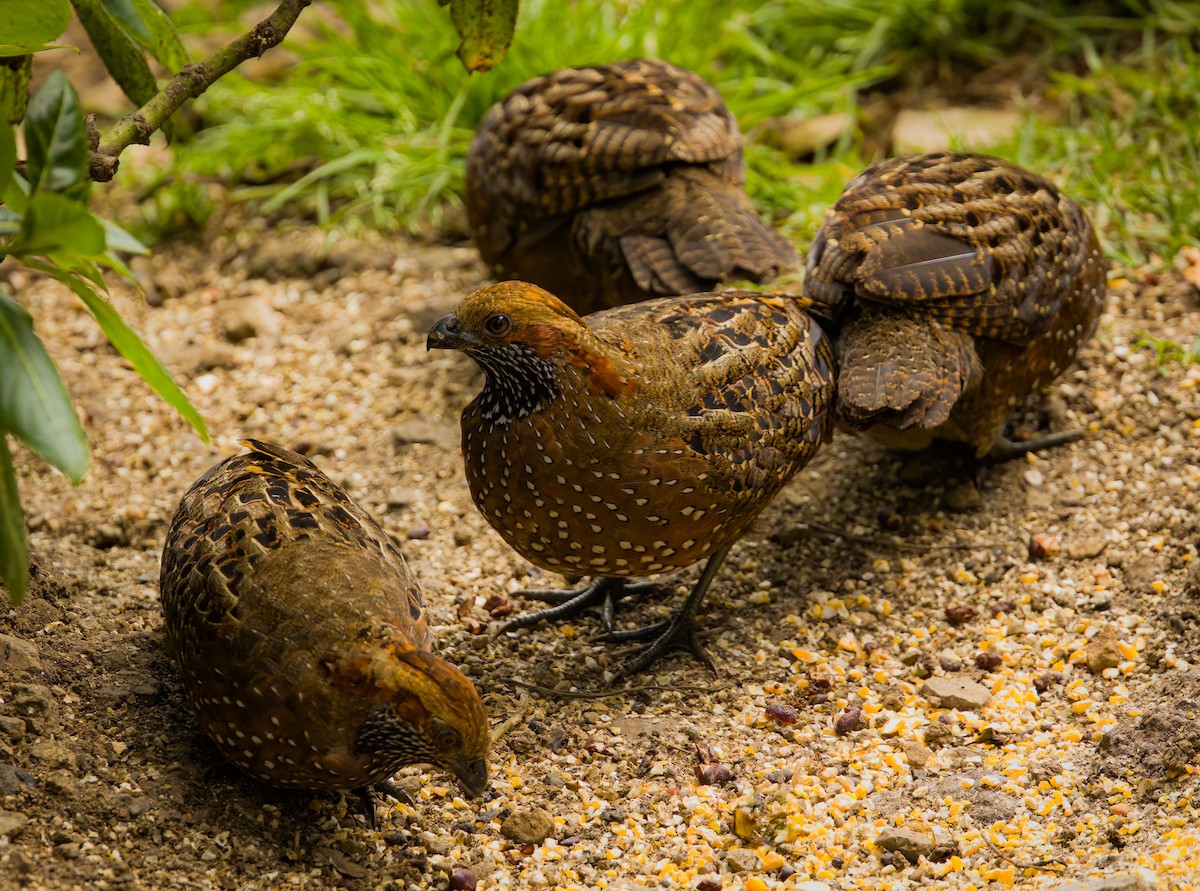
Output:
[1,221,1199,891]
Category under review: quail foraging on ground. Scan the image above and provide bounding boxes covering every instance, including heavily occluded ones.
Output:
[466,59,799,316]
[427,282,836,679]
[803,152,1107,460]
[159,440,490,800]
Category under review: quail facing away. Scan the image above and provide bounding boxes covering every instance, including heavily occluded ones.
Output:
[466,59,799,316]
[159,440,489,799]
[427,282,836,679]
[804,151,1107,460]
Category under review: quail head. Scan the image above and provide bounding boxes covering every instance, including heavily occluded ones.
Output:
[804,151,1107,460]
[467,58,798,315]
[159,440,490,799]
[428,282,835,679]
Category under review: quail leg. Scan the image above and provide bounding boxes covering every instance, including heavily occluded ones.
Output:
[985,429,1084,462]
[503,577,660,635]
[357,779,416,827]
[600,544,731,682]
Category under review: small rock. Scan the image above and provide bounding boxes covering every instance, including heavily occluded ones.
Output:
[1084,625,1122,674]
[944,604,976,626]
[0,717,26,741]
[392,419,447,447]
[764,702,798,725]
[407,522,432,541]
[30,740,78,770]
[696,878,723,891]
[221,296,281,343]
[0,810,28,839]
[1029,533,1062,561]
[975,651,1003,671]
[449,867,478,891]
[766,768,793,784]
[875,826,935,861]
[386,487,420,510]
[944,482,982,511]
[835,707,863,736]
[0,764,36,794]
[0,634,41,676]
[54,842,82,860]
[1024,468,1045,487]
[1068,537,1109,560]
[500,807,554,845]
[922,677,991,711]
[899,739,932,768]
[724,849,758,874]
[88,523,128,549]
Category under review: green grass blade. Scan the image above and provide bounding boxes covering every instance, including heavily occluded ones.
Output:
[23,262,210,443]
[0,431,28,606]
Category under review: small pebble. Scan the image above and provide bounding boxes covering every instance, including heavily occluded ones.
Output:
[945,604,976,625]
[448,866,478,890]
[835,707,863,736]
[1029,533,1062,560]
[922,676,991,710]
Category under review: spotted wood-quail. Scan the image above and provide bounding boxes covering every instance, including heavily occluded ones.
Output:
[159,440,489,798]
[804,151,1107,460]
[466,59,799,316]
[427,282,835,678]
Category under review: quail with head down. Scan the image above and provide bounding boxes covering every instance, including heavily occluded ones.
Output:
[427,282,836,679]
[467,58,798,315]
[804,151,1106,460]
[160,440,490,805]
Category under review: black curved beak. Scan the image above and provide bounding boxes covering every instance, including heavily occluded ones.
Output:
[448,755,489,799]
[427,314,475,350]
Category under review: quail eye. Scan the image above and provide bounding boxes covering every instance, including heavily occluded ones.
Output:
[483,313,513,337]
[430,718,461,750]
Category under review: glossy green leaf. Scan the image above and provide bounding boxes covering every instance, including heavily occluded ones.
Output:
[24,262,210,443]
[0,431,29,606]
[101,218,149,255]
[23,71,87,193]
[0,0,71,47]
[99,0,188,71]
[70,0,158,108]
[0,287,90,481]
[0,124,15,200]
[448,0,518,72]
[8,191,106,257]
[0,55,33,125]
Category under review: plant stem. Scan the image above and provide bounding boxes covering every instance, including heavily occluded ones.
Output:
[89,0,313,182]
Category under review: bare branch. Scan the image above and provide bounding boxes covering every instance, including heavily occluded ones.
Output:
[89,0,313,182]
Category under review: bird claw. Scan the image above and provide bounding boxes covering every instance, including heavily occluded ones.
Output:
[503,578,660,635]
[603,611,717,684]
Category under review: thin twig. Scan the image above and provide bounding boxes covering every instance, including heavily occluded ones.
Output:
[982,832,1065,871]
[90,0,313,181]
[490,694,530,743]
[505,678,738,700]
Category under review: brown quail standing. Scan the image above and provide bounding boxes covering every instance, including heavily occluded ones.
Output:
[466,59,799,315]
[159,440,490,801]
[427,282,835,679]
[803,151,1107,460]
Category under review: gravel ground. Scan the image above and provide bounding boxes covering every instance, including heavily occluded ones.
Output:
[1,221,1198,891]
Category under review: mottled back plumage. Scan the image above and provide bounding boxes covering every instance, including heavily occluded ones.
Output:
[467,59,798,314]
[159,440,489,794]
[428,282,834,676]
[804,152,1106,457]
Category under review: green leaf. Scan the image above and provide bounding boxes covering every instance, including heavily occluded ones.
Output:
[448,0,518,72]
[0,431,29,606]
[0,55,33,125]
[7,191,106,257]
[101,218,149,255]
[0,287,90,482]
[99,0,188,71]
[23,71,87,193]
[0,124,14,201]
[23,263,210,443]
[70,0,159,108]
[0,0,71,48]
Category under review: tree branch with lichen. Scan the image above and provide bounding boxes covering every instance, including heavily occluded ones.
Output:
[88,0,313,183]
